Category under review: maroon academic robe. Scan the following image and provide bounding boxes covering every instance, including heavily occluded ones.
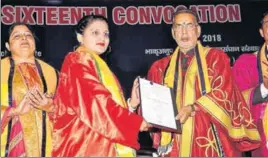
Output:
[147,48,261,157]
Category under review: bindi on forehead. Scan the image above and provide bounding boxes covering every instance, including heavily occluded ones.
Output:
[174,22,195,25]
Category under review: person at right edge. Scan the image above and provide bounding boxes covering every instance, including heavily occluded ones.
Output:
[147,9,261,157]
[232,11,268,157]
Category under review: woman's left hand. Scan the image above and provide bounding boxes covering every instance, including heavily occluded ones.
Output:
[129,77,140,109]
[28,87,54,112]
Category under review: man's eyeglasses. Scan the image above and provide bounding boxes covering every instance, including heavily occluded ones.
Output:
[173,23,198,31]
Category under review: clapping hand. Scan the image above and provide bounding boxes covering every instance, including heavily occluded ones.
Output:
[11,91,33,116]
[28,86,54,112]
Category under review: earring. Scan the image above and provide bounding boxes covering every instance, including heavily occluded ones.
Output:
[107,45,112,53]
[34,50,38,57]
[73,45,79,51]
[2,50,8,57]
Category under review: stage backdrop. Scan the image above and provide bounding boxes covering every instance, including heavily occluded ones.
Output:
[1,0,268,97]
[1,0,268,149]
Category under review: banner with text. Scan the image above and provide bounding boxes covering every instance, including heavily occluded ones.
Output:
[1,0,267,96]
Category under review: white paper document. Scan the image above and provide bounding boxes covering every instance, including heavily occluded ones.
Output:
[139,78,181,133]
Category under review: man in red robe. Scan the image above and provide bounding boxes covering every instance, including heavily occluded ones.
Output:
[147,9,261,157]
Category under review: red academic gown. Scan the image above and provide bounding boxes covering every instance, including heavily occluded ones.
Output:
[148,48,261,157]
[52,51,143,157]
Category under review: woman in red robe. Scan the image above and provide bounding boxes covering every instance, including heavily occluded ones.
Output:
[52,15,150,157]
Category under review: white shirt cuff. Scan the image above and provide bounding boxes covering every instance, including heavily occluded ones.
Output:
[127,98,137,112]
[260,83,268,98]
